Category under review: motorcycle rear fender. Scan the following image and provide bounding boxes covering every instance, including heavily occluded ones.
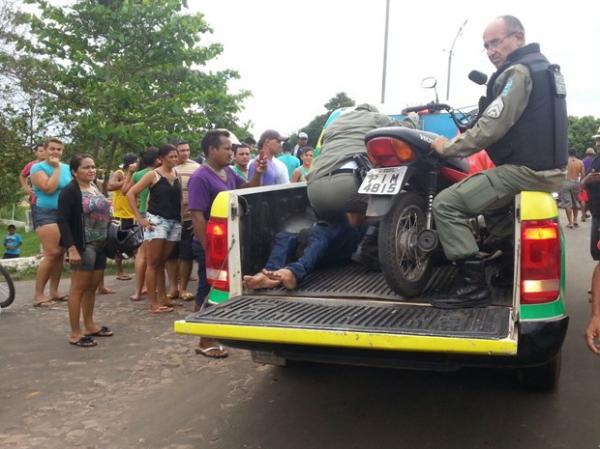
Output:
[365,167,416,218]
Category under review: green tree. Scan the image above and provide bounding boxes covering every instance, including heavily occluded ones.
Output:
[0,114,30,208]
[1,0,249,180]
[295,92,355,147]
[568,115,600,157]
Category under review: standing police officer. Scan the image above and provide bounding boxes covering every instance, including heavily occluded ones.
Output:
[429,15,568,308]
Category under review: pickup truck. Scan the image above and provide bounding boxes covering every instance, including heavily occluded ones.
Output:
[174,181,568,391]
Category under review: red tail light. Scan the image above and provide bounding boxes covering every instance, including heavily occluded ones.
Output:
[520,220,560,304]
[367,137,415,167]
[206,217,229,291]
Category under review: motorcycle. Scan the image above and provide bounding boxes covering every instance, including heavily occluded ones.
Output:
[360,76,491,297]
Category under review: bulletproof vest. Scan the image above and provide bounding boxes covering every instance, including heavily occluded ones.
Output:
[482,44,568,171]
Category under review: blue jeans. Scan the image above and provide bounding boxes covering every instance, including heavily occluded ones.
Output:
[192,240,210,307]
[264,223,360,284]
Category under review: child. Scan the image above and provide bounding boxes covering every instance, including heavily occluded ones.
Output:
[3,224,23,259]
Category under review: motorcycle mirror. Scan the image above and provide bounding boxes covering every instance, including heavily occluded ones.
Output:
[421,77,439,103]
[468,70,488,85]
[421,77,437,89]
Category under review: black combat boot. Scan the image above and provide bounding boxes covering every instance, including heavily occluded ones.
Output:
[351,224,380,271]
[431,257,491,309]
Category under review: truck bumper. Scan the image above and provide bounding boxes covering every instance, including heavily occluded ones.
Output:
[202,316,568,372]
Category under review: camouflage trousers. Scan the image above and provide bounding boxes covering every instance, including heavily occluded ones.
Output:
[432,164,565,261]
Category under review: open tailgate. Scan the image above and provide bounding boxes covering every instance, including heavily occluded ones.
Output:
[175,296,518,356]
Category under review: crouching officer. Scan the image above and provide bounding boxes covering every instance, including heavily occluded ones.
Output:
[429,15,568,308]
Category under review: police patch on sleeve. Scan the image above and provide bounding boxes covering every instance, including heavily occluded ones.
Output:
[485,97,504,119]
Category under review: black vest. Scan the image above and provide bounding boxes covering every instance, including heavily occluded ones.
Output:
[481,44,568,171]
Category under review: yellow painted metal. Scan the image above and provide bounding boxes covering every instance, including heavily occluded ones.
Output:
[174,321,518,356]
[519,191,558,220]
[210,191,230,219]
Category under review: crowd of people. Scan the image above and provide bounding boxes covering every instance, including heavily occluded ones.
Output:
[17,128,309,354]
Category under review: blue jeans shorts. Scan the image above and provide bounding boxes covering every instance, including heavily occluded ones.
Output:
[32,205,58,229]
[71,242,107,271]
[144,212,182,242]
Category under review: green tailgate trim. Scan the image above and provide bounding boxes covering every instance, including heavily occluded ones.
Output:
[208,288,229,304]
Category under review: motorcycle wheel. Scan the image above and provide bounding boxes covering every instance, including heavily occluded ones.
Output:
[378,192,432,297]
[0,264,16,308]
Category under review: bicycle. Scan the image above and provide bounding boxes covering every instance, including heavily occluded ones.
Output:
[0,263,16,308]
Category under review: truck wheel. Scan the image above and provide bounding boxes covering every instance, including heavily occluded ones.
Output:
[378,192,432,297]
[517,352,561,391]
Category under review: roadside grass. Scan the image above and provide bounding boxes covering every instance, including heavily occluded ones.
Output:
[6,263,124,282]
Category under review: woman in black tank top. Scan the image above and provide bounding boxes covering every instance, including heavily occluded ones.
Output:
[127,144,182,313]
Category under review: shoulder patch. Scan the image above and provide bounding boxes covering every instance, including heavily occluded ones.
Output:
[501,77,514,96]
[485,97,504,119]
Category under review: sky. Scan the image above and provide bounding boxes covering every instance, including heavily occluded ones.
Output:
[193,0,600,138]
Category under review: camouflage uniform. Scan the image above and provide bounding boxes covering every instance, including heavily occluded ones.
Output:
[433,62,565,260]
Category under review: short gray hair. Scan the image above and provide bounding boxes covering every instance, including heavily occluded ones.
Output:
[499,15,525,35]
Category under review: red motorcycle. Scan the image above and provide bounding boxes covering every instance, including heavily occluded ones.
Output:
[361,99,493,296]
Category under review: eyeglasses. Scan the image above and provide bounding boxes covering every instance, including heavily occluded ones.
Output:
[483,32,516,50]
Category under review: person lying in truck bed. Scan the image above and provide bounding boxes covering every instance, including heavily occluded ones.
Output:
[243,220,360,290]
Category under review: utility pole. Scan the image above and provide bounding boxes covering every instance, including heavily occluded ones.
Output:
[446,19,468,101]
[380,0,390,104]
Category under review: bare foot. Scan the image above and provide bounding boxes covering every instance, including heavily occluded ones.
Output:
[97,286,116,295]
[33,294,51,305]
[243,272,281,289]
[268,268,298,290]
[161,299,177,308]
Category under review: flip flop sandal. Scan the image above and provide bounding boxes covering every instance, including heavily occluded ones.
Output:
[574,223,579,227]
[33,300,53,308]
[195,345,228,358]
[116,275,132,281]
[150,305,174,314]
[85,326,113,337]
[180,292,195,301]
[51,295,69,302]
[566,224,573,229]
[129,295,145,302]
[69,336,97,347]
[166,292,180,300]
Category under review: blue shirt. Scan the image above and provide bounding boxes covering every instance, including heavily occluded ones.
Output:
[3,233,22,255]
[30,162,72,209]
[277,153,300,179]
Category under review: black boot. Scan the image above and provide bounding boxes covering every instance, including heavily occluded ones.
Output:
[431,258,491,309]
[352,225,380,271]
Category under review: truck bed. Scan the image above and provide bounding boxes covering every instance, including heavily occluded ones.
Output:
[253,262,512,307]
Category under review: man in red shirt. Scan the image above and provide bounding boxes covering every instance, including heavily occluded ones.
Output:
[19,143,47,205]
[20,143,47,229]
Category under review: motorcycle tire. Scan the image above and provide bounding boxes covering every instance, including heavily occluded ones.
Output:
[378,192,433,297]
[0,264,15,308]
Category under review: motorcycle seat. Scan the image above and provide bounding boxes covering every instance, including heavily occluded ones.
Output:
[365,127,470,173]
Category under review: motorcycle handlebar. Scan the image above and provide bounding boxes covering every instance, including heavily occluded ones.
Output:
[401,102,452,114]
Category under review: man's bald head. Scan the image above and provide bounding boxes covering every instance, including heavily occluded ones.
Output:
[483,15,526,68]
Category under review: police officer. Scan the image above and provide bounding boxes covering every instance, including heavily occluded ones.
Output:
[429,15,568,308]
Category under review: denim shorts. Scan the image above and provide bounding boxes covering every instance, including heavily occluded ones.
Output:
[71,242,107,271]
[169,221,194,261]
[32,205,58,229]
[144,212,182,242]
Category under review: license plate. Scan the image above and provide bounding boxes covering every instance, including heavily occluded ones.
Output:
[358,167,407,195]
